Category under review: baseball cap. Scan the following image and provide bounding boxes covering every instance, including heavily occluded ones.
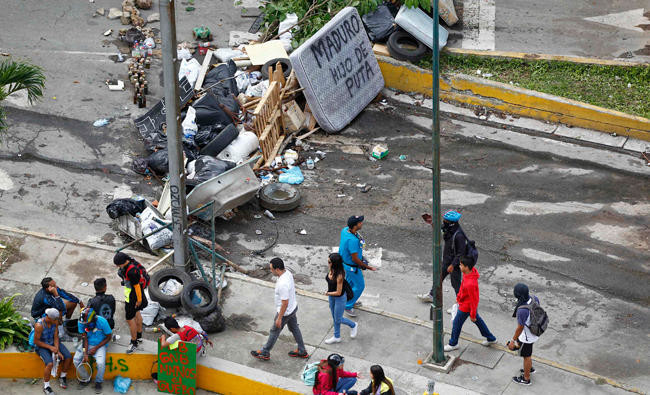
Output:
[347,215,364,228]
[45,308,60,320]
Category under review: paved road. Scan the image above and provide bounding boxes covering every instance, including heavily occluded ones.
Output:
[445,0,650,61]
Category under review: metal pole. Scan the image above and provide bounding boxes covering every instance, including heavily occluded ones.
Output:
[160,0,188,269]
[431,0,445,364]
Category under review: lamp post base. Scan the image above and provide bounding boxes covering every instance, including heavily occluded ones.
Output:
[422,352,456,373]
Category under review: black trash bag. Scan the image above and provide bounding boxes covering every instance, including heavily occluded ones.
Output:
[189,156,235,185]
[203,60,239,97]
[183,140,200,162]
[147,149,169,176]
[106,198,146,219]
[123,27,146,45]
[198,308,226,333]
[131,157,150,175]
[194,123,226,148]
[362,4,396,42]
[192,92,233,127]
[143,132,167,153]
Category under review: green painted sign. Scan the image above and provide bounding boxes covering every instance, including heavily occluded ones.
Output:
[157,339,197,394]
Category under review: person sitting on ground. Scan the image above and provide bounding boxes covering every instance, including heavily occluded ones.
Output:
[359,365,394,395]
[313,353,360,395]
[32,277,83,320]
[160,316,213,355]
[87,278,116,329]
[73,307,111,394]
[33,308,72,395]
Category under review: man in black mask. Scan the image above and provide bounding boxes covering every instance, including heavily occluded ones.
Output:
[417,210,467,309]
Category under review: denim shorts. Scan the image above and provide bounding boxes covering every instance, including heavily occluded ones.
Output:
[36,343,71,365]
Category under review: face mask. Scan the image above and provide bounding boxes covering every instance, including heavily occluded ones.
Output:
[441,221,454,232]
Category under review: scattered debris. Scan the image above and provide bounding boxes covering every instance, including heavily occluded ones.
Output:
[264,210,276,219]
[106,79,125,91]
[96,8,105,16]
[255,229,262,235]
[93,118,110,127]
[371,145,389,160]
[146,12,160,23]
[399,154,407,161]
[104,29,113,36]
[298,229,307,235]
[107,8,123,19]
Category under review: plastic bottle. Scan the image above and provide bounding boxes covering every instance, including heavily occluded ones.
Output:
[145,327,160,333]
[306,157,315,169]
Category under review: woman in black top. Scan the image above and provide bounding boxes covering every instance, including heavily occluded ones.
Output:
[324,253,358,344]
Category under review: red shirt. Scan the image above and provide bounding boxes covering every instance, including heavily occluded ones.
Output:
[456,267,480,319]
[312,367,358,395]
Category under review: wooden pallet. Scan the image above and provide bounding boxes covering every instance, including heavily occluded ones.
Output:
[253,81,283,169]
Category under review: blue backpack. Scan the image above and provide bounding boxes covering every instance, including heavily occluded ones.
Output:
[301,362,321,386]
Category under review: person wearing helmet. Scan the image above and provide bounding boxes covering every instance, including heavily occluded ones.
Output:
[417,210,468,306]
[73,307,112,393]
[313,353,361,395]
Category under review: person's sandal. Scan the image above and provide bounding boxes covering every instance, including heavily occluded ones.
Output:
[288,349,309,358]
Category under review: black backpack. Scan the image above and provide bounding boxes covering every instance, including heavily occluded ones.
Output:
[517,297,549,336]
[452,229,479,264]
[89,294,115,329]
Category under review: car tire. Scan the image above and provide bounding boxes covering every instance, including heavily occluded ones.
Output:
[386,30,427,62]
[199,123,238,157]
[260,58,293,79]
[148,268,193,308]
[198,308,226,333]
[258,183,301,212]
[181,280,219,318]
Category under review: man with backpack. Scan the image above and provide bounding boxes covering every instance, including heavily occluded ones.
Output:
[507,283,549,386]
[418,210,477,309]
[113,252,150,354]
[87,278,116,329]
[160,316,213,356]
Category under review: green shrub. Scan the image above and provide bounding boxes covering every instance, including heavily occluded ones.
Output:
[0,294,31,350]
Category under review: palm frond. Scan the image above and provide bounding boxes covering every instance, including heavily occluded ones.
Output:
[0,60,46,105]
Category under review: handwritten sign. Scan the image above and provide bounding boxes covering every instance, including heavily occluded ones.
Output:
[290,7,384,133]
[134,76,194,138]
[157,340,197,395]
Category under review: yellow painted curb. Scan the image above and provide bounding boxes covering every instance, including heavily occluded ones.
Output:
[443,48,648,67]
[375,56,650,141]
[0,351,301,395]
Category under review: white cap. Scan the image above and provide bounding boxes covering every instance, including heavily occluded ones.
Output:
[45,308,60,319]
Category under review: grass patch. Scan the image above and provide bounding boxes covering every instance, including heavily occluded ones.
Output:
[418,53,650,119]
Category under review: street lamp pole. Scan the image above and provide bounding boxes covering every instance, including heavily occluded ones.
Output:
[431,0,445,364]
[160,0,188,269]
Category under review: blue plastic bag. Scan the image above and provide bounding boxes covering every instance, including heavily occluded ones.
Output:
[278,166,304,185]
[113,376,132,393]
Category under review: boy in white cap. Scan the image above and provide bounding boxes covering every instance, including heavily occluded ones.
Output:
[33,308,72,394]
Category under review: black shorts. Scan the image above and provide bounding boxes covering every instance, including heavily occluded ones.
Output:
[125,291,148,320]
[518,341,533,358]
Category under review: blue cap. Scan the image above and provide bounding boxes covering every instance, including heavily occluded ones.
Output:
[443,210,462,222]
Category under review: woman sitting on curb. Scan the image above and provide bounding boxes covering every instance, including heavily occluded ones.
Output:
[313,353,360,395]
[359,365,394,395]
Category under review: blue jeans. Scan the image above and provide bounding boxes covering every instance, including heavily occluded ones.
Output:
[74,343,107,383]
[344,266,364,310]
[449,309,496,346]
[329,294,356,337]
[336,376,357,392]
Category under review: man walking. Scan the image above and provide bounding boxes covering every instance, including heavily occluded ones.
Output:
[418,210,468,306]
[339,215,377,317]
[251,258,309,361]
[73,307,111,393]
[113,252,149,354]
[508,283,542,386]
[33,308,73,394]
[443,256,496,351]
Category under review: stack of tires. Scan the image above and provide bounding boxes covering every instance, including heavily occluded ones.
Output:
[149,268,226,333]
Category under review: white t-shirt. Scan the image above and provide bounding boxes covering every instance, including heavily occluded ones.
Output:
[275,271,297,316]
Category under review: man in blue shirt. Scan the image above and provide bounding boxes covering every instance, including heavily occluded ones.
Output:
[73,307,112,393]
[31,277,83,320]
[339,215,377,317]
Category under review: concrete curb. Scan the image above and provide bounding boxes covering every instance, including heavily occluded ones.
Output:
[443,48,648,67]
[225,272,645,394]
[375,55,650,142]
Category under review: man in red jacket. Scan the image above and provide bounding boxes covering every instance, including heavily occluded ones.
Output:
[444,256,497,351]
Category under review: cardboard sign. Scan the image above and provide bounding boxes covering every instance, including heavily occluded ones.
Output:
[290,7,384,133]
[134,76,194,138]
[157,339,197,394]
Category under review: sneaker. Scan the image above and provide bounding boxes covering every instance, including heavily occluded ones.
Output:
[344,308,357,317]
[446,307,452,314]
[443,344,459,352]
[126,342,138,354]
[353,301,363,307]
[350,323,358,338]
[324,336,342,344]
[77,381,89,389]
[512,375,531,385]
[94,382,103,394]
[520,367,536,374]
[417,293,433,303]
[43,387,55,395]
[482,339,497,346]
[288,349,309,358]
[250,350,270,361]
[58,377,67,389]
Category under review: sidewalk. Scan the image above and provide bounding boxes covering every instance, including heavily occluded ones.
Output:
[1,227,644,394]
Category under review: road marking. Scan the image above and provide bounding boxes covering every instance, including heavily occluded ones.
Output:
[521,248,571,262]
[504,201,604,215]
[583,8,649,33]
[583,223,647,249]
[441,189,490,205]
[0,169,14,191]
[610,202,650,216]
[462,0,495,51]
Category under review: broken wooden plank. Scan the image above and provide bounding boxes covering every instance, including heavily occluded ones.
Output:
[263,136,286,168]
[296,127,320,141]
[194,49,213,90]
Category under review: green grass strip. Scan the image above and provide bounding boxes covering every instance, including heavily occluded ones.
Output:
[418,53,650,119]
